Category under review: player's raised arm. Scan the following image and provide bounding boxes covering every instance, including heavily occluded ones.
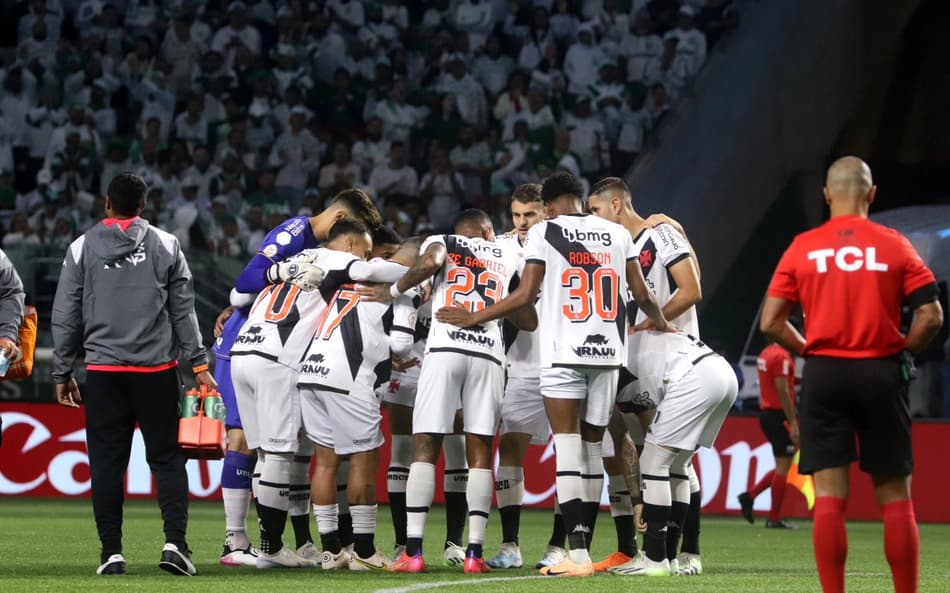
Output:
[435,261,544,329]
[626,257,669,332]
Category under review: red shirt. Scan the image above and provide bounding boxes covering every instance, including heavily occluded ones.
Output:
[767,215,936,358]
[757,344,795,410]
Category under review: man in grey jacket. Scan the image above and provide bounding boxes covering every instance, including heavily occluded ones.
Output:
[52,172,215,577]
[0,249,24,368]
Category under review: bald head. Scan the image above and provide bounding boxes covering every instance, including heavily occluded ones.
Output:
[826,156,873,197]
[824,156,876,217]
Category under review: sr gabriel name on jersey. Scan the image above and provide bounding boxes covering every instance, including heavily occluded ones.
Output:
[524,214,637,368]
[423,234,521,364]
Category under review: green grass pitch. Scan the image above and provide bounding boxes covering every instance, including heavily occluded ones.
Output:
[0,499,947,593]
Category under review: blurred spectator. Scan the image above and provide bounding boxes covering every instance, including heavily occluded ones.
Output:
[518,7,554,71]
[368,142,418,203]
[424,94,466,154]
[550,0,580,43]
[212,2,262,61]
[454,0,495,51]
[352,116,391,178]
[162,14,208,95]
[565,96,610,178]
[3,212,43,248]
[270,106,323,198]
[419,149,465,230]
[374,80,425,147]
[493,71,528,123]
[664,5,707,76]
[450,125,492,201]
[318,143,362,196]
[564,23,606,96]
[474,35,515,97]
[620,12,664,83]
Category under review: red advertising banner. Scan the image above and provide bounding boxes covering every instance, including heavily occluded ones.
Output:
[2,403,947,523]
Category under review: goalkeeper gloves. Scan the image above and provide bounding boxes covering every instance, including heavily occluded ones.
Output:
[266,261,327,291]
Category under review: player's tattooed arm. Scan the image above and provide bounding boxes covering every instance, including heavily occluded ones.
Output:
[396,243,447,292]
[627,259,671,332]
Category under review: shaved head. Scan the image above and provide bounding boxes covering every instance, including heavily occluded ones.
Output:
[825,156,873,198]
[823,156,876,217]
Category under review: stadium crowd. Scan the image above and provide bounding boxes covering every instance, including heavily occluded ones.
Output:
[0,0,736,258]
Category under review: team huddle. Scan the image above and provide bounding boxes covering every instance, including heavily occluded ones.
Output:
[212,172,737,577]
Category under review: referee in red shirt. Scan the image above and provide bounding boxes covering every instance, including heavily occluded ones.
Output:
[761,157,943,593]
[738,341,798,529]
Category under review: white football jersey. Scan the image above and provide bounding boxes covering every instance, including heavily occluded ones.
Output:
[496,234,540,379]
[389,283,431,384]
[232,248,362,368]
[630,223,699,337]
[619,331,717,407]
[524,214,637,368]
[423,234,521,365]
[298,272,418,398]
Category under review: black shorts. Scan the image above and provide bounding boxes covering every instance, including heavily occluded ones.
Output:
[759,409,795,458]
[798,356,912,476]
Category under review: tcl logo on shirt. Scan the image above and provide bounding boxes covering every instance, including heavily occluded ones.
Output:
[806,247,888,273]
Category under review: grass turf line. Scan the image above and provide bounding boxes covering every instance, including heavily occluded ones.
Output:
[0,499,947,592]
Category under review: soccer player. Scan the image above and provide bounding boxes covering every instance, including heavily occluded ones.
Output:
[230,220,405,568]
[214,189,381,566]
[437,172,671,577]
[300,238,423,571]
[486,184,569,570]
[761,157,942,593]
[377,279,472,565]
[385,209,531,574]
[738,341,799,528]
[586,178,704,574]
[609,331,738,576]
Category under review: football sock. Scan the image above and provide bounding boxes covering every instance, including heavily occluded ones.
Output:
[549,501,566,548]
[337,460,353,548]
[608,473,636,556]
[681,463,702,555]
[768,471,788,522]
[813,496,848,593]
[255,452,292,555]
[552,433,588,563]
[581,439,604,549]
[750,468,775,499]
[443,434,468,545]
[466,468,493,556]
[351,504,378,559]
[406,462,436,557]
[313,503,341,554]
[388,435,411,546]
[667,452,692,562]
[495,466,524,544]
[640,441,677,563]
[222,451,255,549]
[883,499,919,593]
[289,455,312,549]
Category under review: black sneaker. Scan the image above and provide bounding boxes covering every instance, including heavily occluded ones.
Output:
[97,554,126,575]
[738,492,755,524]
[765,519,797,530]
[159,543,197,576]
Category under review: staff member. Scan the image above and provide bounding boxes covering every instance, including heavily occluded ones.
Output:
[0,248,25,446]
[761,157,943,593]
[52,173,216,577]
[738,341,798,529]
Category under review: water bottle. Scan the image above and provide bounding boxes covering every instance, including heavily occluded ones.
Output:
[0,351,10,377]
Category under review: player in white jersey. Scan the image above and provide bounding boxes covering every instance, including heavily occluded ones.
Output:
[610,331,737,576]
[230,220,406,569]
[373,236,471,566]
[485,184,567,570]
[586,177,705,574]
[381,209,531,574]
[299,239,423,572]
[436,173,671,577]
